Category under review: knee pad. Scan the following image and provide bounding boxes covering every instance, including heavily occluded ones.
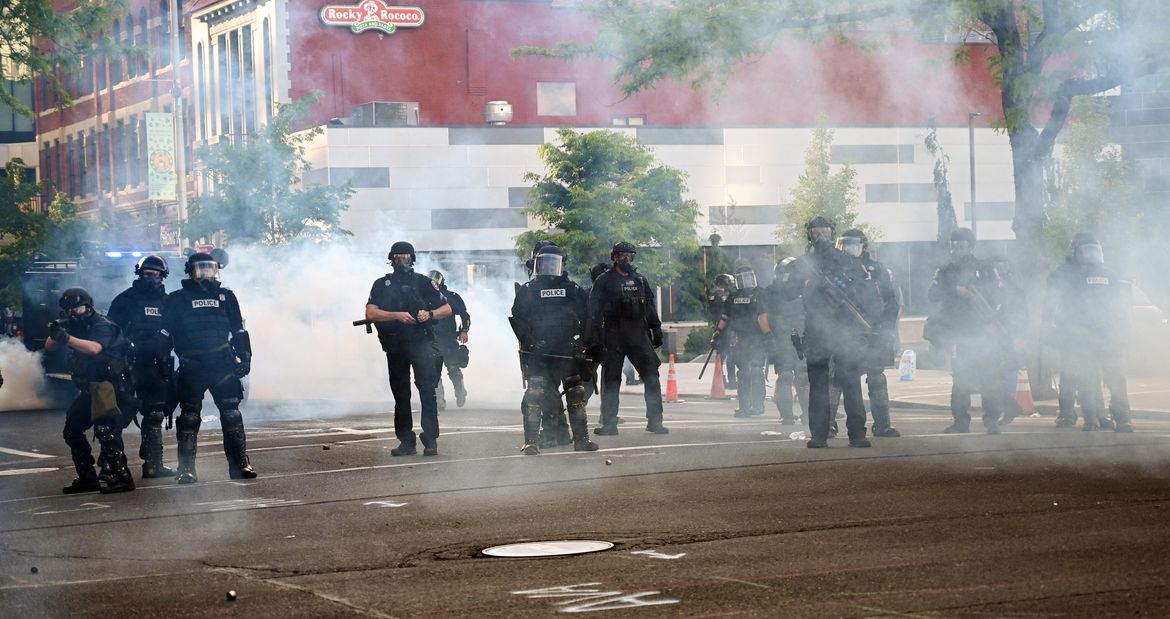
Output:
[219,408,244,430]
[62,425,87,446]
[176,410,202,433]
[867,372,887,390]
[564,377,587,409]
[526,376,547,399]
[142,409,166,428]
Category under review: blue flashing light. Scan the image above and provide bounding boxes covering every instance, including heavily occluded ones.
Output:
[131,252,142,257]
[105,251,123,258]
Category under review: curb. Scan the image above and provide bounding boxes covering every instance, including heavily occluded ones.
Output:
[889,400,1168,421]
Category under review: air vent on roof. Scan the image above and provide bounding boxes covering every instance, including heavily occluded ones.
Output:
[349,102,420,127]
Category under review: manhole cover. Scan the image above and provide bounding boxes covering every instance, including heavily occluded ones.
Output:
[482,540,614,558]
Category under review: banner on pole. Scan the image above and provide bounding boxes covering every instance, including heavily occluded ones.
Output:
[146,113,177,200]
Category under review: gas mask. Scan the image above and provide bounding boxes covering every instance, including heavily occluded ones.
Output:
[391,253,414,274]
[136,270,166,292]
[808,227,834,249]
[951,240,973,258]
[613,252,636,274]
[1075,242,1104,265]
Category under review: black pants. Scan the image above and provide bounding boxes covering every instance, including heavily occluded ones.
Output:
[63,390,127,477]
[1065,348,1131,427]
[434,339,466,399]
[599,325,661,427]
[385,341,440,447]
[733,340,766,414]
[808,356,867,442]
[950,340,1004,429]
[132,360,173,463]
[830,365,892,429]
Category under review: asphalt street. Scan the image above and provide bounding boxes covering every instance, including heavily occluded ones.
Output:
[2,394,1170,618]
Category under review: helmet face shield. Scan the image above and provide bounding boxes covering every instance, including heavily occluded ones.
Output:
[836,236,864,257]
[809,226,833,244]
[190,260,220,281]
[1075,243,1104,265]
[534,253,564,277]
[391,253,413,268]
[734,270,757,290]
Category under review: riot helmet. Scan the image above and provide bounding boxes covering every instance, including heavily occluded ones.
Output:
[775,257,798,281]
[184,252,220,281]
[950,227,975,257]
[837,229,865,258]
[59,287,94,320]
[611,241,637,273]
[428,270,445,289]
[534,245,565,277]
[806,216,835,247]
[135,255,169,279]
[1070,232,1104,265]
[734,267,758,290]
[713,273,737,292]
[388,241,416,273]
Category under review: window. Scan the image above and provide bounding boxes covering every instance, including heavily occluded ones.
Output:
[138,9,149,76]
[94,34,107,92]
[111,20,124,84]
[612,115,645,126]
[177,0,188,60]
[115,120,127,188]
[125,15,136,78]
[128,117,140,187]
[196,44,207,140]
[160,0,171,66]
[242,25,256,135]
[229,30,242,136]
[536,81,576,116]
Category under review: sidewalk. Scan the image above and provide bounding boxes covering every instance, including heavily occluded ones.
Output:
[640,361,1170,418]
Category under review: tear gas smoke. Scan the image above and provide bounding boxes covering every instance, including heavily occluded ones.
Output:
[0,339,52,411]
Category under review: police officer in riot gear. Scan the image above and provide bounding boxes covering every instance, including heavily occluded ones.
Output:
[708,273,738,389]
[365,241,452,456]
[766,257,810,425]
[163,252,256,483]
[47,288,136,493]
[588,242,668,435]
[834,230,902,437]
[714,267,772,417]
[511,245,600,454]
[1044,233,1134,432]
[781,216,883,448]
[926,227,1009,434]
[108,255,177,478]
[428,270,470,409]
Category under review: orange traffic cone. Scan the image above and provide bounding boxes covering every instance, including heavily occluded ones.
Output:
[665,354,680,403]
[708,355,730,400]
[1015,369,1035,414]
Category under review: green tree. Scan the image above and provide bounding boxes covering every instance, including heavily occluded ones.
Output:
[1043,96,1143,268]
[777,124,870,254]
[0,159,91,306]
[0,0,124,115]
[524,0,1170,282]
[186,92,354,245]
[516,128,700,285]
[924,119,959,247]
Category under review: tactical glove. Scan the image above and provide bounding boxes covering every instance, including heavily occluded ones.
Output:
[235,358,251,378]
[48,320,70,345]
[650,328,664,349]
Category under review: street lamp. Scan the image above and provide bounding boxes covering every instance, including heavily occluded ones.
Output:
[968,112,983,237]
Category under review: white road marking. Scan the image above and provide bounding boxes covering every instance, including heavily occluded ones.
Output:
[0,447,55,459]
[32,502,109,516]
[630,550,685,560]
[0,467,58,476]
[192,497,303,512]
[364,500,408,508]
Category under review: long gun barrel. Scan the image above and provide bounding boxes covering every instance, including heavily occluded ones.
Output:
[815,270,873,332]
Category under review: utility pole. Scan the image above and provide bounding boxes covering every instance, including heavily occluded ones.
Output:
[169,0,188,249]
[968,112,982,238]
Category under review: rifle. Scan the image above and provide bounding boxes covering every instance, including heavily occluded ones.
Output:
[806,261,873,332]
[967,284,1012,339]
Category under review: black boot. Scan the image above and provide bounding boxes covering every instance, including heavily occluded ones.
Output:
[176,430,198,484]
[140,411,176,478]
[224,426,258,479]
[63,469,100,494]
[568,407,598,452]
[100,453,136,494]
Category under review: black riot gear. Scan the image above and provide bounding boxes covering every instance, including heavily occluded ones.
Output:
[389,241,417,273]
[511,269,598,453]
[950,227,976,257]
[587,259,667,434]
[1070,232,1104,265]
[163,271,256,482]
[428,270,445,288]
[734,268,758,290]
[534,245,565,277]
[806,216,835,246]
[837,229,865,258]
[610,242,638,274]
[109,266,176,479]
[59,287,94,311]
[430,274,470,410]
[184,252,220,282]
[135,255,169,279]
[714,273,737,292]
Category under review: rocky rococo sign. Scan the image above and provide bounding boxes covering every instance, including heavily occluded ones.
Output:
[319,0,425,35]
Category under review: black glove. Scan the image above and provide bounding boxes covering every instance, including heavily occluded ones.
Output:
[650,328,664,349]
[235,358,251,378]
[587,343,604,360]
[47,320,70,345]
[710,329,722,346]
